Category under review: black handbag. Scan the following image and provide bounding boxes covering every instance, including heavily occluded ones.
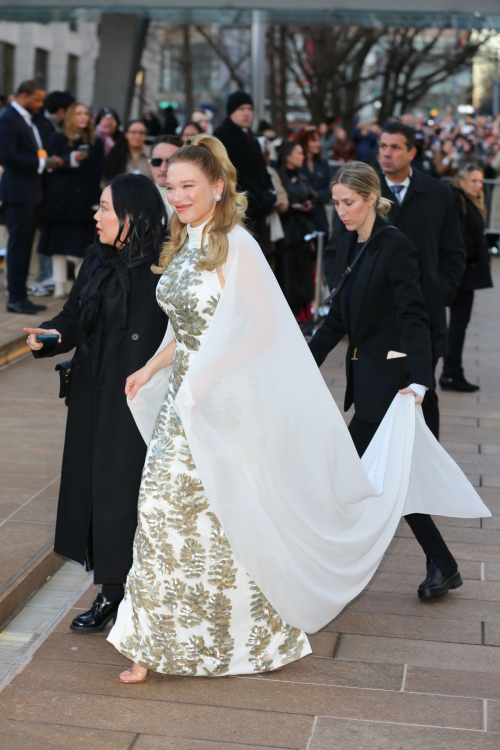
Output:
[55,358,75,406]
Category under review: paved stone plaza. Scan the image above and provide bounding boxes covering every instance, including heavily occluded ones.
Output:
[0,262,499,748]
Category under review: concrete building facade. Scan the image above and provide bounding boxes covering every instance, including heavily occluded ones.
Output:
[0,21,98,103]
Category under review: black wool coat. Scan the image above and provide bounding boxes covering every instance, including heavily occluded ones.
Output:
[299,159,331,235]
[213,118,274,215]
[309,217,433,423]
[34,259,168,583]
[453,188,493,292]
[42,132,104,225]
[39,133,104,257]
[324,169,466,360]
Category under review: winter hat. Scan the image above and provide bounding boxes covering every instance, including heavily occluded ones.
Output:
[227,90,254,116]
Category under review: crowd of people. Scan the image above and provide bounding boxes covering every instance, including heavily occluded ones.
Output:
[18,102,489,685]
[0,80,210,310]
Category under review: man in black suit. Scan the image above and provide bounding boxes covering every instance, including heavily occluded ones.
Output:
[214,91,276,250]
[324,122,466,441]
[0,79,63,314]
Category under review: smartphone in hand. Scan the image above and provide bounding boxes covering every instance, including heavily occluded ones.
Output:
[35,333,60,352]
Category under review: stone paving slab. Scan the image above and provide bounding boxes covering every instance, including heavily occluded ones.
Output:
[0,260,498,748]
[0,687,315,748]
[308,719,498,750]
[0,353,69,627]
[1,660,485,731]
[0,721,136,750]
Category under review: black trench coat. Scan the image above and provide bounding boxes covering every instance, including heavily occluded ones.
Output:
[34,259,168,583]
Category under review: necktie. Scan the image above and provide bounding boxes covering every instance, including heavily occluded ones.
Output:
[23,112,43,150]
[390,184,405,204]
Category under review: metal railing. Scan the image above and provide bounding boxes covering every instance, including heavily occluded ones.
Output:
[302,230,328,337]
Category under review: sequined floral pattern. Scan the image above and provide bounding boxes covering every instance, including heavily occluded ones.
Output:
[109,235,310,676]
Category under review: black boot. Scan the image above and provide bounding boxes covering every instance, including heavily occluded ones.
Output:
[70,593,121,633]
[418,561,463,600]
[439,375,479,393]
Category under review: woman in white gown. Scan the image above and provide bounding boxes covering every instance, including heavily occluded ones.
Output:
[108,135,490,683]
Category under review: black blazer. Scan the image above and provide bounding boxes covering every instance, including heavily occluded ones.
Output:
[453,188,493,292]
[33,260,168,582]
[309,217,433,423]
[324,169,466,360]
[213,118,274,214]
[0,105,44,204]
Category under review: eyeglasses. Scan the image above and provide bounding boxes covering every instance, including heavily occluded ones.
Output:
[149,157,168,167]
[127,130,146,136]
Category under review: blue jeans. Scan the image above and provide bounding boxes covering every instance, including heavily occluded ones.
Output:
[36,252,53,283]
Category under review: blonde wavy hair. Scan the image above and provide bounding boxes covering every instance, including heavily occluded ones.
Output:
[331,161,392,218]
[153,134,248,273]
[62,103,96,147]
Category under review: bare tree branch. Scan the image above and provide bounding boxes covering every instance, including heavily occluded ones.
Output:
[194,24,248,89]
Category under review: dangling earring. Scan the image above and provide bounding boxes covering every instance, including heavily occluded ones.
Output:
[214,194,221,202]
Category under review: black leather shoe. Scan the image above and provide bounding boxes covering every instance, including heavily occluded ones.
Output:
[439,376,479,393]
[418,562,463,600]
[7,300,47,314]
[70,593,121,633]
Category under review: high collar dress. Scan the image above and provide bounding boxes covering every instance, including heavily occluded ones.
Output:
[108,222,311,675]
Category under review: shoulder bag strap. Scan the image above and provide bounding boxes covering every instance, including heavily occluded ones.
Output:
[323,225,397,306]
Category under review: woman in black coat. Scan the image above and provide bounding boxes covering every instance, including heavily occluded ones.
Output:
[309,162,463,602]
[440,164,493,392]
[295,126,331,235]
[24,174,168,633]
[38,103,104,297]
[276,140,316,323]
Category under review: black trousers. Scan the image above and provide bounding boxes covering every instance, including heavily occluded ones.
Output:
[442,289,475,379]
[4,201,41,304]
[421,360,439,441]
[348,413,458,577]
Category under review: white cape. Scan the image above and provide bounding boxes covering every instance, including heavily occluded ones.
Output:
[129,224,490,634]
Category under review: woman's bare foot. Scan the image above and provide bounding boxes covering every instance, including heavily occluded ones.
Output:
[119,662,148,683]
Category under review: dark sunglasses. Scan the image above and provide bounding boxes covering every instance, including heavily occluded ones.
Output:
[149,157,168,167]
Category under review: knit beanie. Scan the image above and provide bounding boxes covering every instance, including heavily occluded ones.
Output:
[227,90,254,116]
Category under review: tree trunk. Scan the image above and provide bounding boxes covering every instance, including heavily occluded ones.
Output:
[278,25,288,136]
[268,26,277,129]
[181,25,194,119]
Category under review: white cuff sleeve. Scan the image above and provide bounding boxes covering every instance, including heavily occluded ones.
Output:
[38,158,46,174]
[69,151,80,168]
[409,383,427,399]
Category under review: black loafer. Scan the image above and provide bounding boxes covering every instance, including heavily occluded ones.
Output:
[70,593,121,633]
[439,376,479,393]
[418,562,463,600]
[7,300,47,314]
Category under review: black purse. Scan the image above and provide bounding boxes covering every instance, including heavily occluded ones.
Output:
[55,358,75,406]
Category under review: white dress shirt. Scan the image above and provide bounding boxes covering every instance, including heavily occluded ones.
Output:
[384,168,412,204]
[11,100,45,174]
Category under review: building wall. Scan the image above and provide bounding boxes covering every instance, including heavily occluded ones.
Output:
[0,21,98,103]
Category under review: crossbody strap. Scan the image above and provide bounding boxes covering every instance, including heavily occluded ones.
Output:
[323,225,397,306]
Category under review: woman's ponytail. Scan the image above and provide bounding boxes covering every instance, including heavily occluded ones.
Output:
[331,161,391,220]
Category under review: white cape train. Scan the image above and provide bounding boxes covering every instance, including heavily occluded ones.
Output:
[129,224,490,634]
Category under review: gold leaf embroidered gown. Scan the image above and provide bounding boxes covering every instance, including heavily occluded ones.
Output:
[108,222,311,675]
